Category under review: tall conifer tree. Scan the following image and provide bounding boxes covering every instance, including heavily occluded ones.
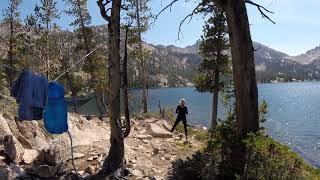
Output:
[194,6,229,130]
[126,0,152,113]
[1,0,22,85]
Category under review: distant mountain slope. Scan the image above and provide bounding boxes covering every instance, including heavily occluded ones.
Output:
[149,40,320,84]
[91,25,200,87]
[247,42,320,82]
[141,43,200,87]
[306,46,320,59]
[147,40,313,84]
[1,24,320,86]
[253,42,289,64]
[287,46,320,64]
[288,54,313,65]
[307,57,320,73]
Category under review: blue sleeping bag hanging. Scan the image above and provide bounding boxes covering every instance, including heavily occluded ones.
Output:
[44,82,68,134]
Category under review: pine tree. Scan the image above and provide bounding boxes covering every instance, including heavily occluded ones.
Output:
[64,0,108,116]
[194,6,229,130]
[34,0,60,79]
[126,0,152,113]
[12,14,41,71]
[64,0,93,63]
[1,0,22,85]
[0,60,7,94]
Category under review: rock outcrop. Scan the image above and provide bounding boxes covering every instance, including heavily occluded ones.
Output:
[22,149,38,165]
[3,135,24,163]
[0,112,204,179]
[0,114,13,137]
[147,123,173,138]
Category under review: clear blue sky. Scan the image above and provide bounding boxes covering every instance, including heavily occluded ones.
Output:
[1,0,320,56]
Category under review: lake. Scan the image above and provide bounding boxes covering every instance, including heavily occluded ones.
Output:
[130,82,320,167]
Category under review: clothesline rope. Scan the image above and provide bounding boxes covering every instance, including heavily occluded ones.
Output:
[0,41,107,179]
[53,42,107,81]
[67,130,85,179]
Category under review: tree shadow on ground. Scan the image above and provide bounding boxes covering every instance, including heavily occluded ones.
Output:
[168,148,242,180]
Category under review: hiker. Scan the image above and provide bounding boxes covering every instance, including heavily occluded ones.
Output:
[170,99,188,139]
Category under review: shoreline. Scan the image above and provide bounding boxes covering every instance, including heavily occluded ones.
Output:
[129,80,320,90]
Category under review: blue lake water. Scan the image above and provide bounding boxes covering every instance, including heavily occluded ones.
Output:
[129,82,320,167]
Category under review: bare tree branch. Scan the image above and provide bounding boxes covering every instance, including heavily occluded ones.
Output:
[155,0,275,42]
[97,0,112,22]
[245,0,275,24]
[121,5,129,10]
[103,0,111,6]
[106,8,112,14]
[154,0,179,20]
[177,2,204,40]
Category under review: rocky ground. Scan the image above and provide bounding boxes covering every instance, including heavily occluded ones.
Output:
[0,110,205,179]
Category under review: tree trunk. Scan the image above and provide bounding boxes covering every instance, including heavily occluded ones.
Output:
[95,93,104,117]
[217,0,258,177]
[7,23,14,85]
[100,0,124,175]
[7,5,14,85]
[46,20,50,79]
[211,68,219,130]
[135,0,148,113]
[71,95,78,113]
[219,0,259,136]
[123,26,130,138]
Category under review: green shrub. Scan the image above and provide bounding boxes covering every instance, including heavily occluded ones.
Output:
[244,133,304,179]
[169,110,320,179]
[193,130,209,141]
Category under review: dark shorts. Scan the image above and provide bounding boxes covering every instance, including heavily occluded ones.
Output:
[176,116,186,121]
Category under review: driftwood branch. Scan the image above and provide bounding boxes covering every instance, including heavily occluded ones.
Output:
[245,0,275,24]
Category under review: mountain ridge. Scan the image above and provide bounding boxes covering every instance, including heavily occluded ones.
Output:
[287,45,320,64]
[1,24,320,86]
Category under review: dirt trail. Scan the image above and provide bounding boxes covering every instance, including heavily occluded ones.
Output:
[0,113,204,179]
[69,116,204,179]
